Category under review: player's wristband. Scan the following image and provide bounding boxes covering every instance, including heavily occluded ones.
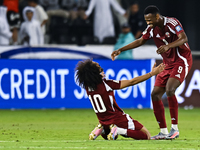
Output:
[149,72,152,77]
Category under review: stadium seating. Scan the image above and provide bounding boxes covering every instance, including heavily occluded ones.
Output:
[81,36,99,45]
[102,36,117,44]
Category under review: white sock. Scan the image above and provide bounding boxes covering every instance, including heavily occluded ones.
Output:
[117,127,127,136]
[160,128,169,134]
[171,124,178,130]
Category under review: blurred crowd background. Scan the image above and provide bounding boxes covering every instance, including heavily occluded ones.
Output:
[0,0,200,51]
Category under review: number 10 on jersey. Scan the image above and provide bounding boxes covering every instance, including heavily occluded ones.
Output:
[89,94,107,113]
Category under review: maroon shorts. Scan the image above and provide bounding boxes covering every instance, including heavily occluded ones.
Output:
[100,113,144,139]
[102,113,143,131]
[155,62,192,87]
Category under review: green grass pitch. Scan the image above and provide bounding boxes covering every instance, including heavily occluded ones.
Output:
[0,108,199,150]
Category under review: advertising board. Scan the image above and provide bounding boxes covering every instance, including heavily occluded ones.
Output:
[0,59,153,109]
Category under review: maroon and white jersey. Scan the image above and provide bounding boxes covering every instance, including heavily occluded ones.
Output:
[142,16,192,69]
[86,78,125,126]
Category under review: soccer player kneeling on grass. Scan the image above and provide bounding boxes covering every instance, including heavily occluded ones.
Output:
[75,59,165,140]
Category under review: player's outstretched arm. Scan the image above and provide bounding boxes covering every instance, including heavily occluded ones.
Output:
[111,37,147,61]
[120,63,165,89]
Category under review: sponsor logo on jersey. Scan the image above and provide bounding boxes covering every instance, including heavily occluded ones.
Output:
[165,32,170,38]
[156,34,160,38]
[175,74,181,78]
[175,25,182,32]
[171,118,176,120]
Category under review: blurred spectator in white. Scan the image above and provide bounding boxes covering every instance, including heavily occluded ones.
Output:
[83,0,127,43]
[128,1,145,39]
[3,0,20,45]
[28,0,48,35]
[0,6,13,45]
[113,23,135,59]
[19,6,44,46]
[61,0,88,21]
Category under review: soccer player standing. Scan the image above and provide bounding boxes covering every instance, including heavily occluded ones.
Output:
[111,5,193,140]
[75,59,165,140]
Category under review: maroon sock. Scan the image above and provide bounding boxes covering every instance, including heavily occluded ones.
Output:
[127,129,148,140]
[152,100,167,128]
[167,95,178,124]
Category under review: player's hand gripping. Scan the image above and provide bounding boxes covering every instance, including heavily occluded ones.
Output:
[156,45,170,54]
[150,62,165,76]
[111,49,121,61]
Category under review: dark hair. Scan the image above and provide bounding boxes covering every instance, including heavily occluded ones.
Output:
[75,59,103,90]
[144,5,160,15]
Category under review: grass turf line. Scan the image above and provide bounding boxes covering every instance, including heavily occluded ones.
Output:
[0,108,199,150]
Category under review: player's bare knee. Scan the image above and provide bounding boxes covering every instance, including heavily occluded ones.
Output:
[151,92,161,101]
[165,88,175,97]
